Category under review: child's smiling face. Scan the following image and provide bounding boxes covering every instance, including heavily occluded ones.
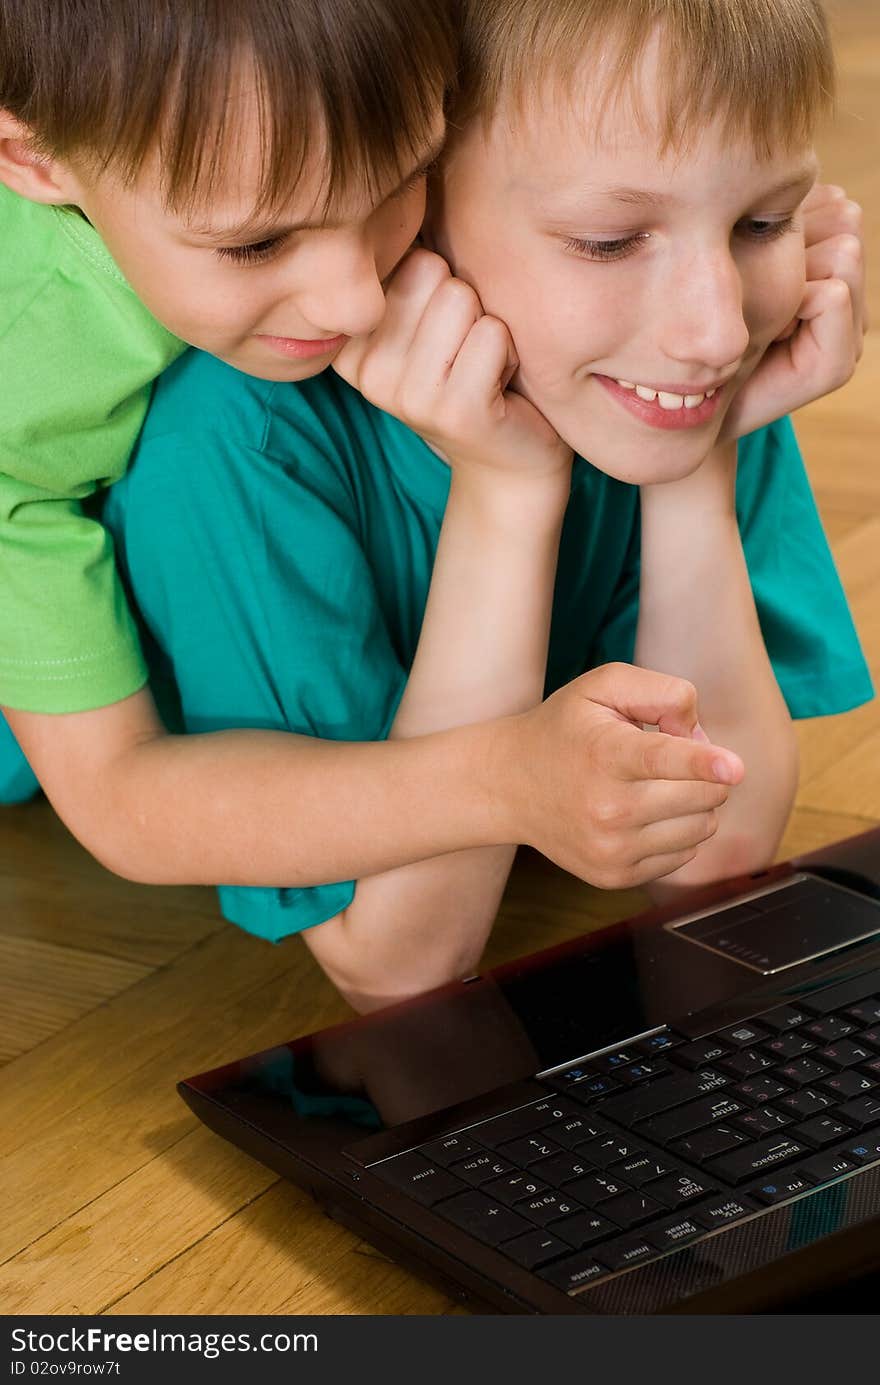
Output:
[434,39,818,483]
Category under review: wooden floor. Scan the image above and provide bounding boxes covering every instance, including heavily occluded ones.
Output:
[1,1,879,1317]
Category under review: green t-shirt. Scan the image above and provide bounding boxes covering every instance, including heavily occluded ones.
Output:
[104,353,874,943]
[0,184,186,712]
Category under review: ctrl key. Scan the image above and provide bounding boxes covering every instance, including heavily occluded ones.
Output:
[538,1251,609,1293]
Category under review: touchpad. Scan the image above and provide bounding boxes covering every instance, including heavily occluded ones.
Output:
[668,876,880,974]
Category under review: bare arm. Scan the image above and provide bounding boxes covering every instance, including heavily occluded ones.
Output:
[304,469,569,1011]
[635,440,799,902]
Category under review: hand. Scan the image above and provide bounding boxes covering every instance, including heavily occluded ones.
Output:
[720,183,866,441]
[499,663,745,890]
[333,248,573,485]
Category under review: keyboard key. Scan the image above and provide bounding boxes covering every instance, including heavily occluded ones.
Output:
[804,1016,855,1042]
[602,1235,657,1270]
[448,1152,514,1186]
[733,1075,790,1105]
[601,1069,729,1128]
[799,970,880,1016]
[835,1094,880,1130]
[718,1048,776,1079]
[758,1005,811,1032]
[792,1115,853,1149]
[778,1088,834,1119]
[545,1066,600,1094]
[499,1228,570,1271]
[714,1021,772,1047]
[647,1214,704,1251]
[819,1070,875,1100]
[751,1172,814,1205]
[635,1031,683,1055]
[640,1093,746,1146]
[844,999,880,1026]
[694,1196,754,1230]
[549,1115,614,1150]
[436,1190,532,1245]
[732,1105,791,1137]
[859,1026,880,1050]
[649,1171,717,1208]
[538,1251,608,1292]
[797,1150,855,1183]
[420,1135,486,1165]
[566,1171,630,1205]
[499,1133,563,1166]
[673,1125,749,1164]
[515,1190,584,1227]
[535,1150,596,1187]
[612,1060,674,1085]
[552,1210,620,1249]
[762,1033,816,1060]
[708,1135,807,1184]
[674,1038,731,1070]
[776,1057,831,1087]
[842,1128,880,1165]
[600,1190,665,1230]
[589,1134,648,1168]
[861,1057,880,1079]
[567,1075,620,1102]
[611,1152,675,1186]
[482,1171,550,1206]
[372,1153,466,1206]
[816,1039,875,1069]
[475,1097,584,1148]
[592,1049,640,1073]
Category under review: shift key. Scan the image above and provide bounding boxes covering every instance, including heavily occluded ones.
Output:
[708,1135,807,1185]
[601,1069,729,1127]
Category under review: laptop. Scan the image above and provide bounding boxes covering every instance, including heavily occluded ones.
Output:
[179,827,880,1314]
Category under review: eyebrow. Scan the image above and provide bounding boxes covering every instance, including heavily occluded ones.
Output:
[595,164,819,210]
[188,138,446,244]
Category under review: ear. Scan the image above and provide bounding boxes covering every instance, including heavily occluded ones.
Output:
[0,110,82,205]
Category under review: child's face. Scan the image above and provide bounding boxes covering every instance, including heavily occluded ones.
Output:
[433,48,817,483]
[63,95,444,382]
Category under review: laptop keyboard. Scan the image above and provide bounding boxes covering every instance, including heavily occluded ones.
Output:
[369,968,880,1294]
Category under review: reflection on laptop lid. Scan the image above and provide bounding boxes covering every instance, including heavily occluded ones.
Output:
[179,828,880,1314]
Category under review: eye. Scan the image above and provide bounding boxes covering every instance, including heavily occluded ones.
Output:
[737,215,796,243]
[216,234,287,266]
[565,234,648,262]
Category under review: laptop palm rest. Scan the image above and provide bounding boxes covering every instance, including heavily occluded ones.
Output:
[667,873,880,974]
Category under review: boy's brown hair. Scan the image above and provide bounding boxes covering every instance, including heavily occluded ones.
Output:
[0,0,456,217]
[454,0,834,155]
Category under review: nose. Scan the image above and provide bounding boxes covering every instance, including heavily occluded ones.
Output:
[296,234,387,338]
[659,245,750,374]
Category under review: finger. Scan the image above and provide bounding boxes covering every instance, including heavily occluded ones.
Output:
[802,187,862,246]
[624,724,744,786]
[805,233,867,343]
[335,249,451,394]
[630,776,729,826]
[401,277,484,403]
[446,313,516,410]
[788,277,857,389]
[624,848,700,887]
[578,663,701,735]
[636,808,720,857]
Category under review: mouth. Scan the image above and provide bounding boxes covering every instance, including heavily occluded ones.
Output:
[256,333,349,360]
[595,374,730,430]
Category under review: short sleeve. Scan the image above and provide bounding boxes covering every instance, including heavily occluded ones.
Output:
[590,417,874,718]
[105,370,409,942]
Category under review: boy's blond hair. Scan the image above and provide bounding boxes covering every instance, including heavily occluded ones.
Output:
[454,0,834,155]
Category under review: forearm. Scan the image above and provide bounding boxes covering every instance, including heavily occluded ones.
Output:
[634,443,799,897]
[5,691,517,886]
[313,473,569,1010]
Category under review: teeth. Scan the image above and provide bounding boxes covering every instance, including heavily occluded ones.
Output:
[684,393,705,409]
[616,379,636,390]
[658,391,684,411]
[705,387,716,398]
[634,384,657,402]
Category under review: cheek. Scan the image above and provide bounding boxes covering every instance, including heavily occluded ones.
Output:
[747,242,806,340]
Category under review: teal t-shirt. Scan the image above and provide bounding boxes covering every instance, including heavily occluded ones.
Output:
[104,352,874,942]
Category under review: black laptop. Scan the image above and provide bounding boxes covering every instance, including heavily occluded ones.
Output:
[179,828,880,1314]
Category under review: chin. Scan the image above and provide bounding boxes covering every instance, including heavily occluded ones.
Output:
[562,427,713,486]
